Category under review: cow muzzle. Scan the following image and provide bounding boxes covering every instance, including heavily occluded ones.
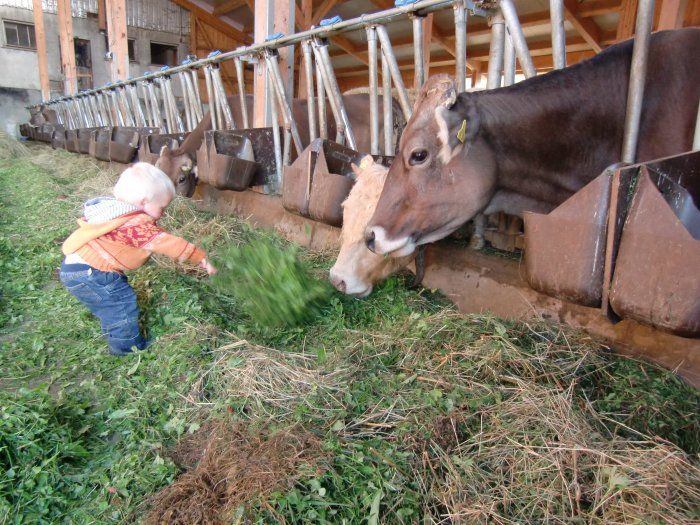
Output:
[364,226,416,257]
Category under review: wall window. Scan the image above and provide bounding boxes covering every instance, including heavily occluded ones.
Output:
[128,38,137,62]
[4,20,36,49]
[150,42,177,66]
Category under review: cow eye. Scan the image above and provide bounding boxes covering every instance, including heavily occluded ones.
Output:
[178,175,187,183]
[409,149,428,166]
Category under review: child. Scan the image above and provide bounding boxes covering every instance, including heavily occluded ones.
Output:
[59,162,216,356]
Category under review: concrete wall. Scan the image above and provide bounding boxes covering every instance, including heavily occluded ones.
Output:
[0,5,189,136]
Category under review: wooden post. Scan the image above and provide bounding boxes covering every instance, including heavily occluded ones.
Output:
[657,0,686,29]
[57,0,77,95]
[106,0,129,81]
[97,0,107,32]
[419,13,433,90]
[617,0,639,41]
[297,0,313,98]
[32,0,50,101]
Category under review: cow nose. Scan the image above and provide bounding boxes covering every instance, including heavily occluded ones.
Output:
[329,272,346,293]
[365,228,376,253]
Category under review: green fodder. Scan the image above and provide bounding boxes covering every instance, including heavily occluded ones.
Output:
[0,132,29,160]
[212,238,332,328]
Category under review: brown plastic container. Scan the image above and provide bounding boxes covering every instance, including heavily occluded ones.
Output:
[138,132,189,164]
[37,123,57,143]
[108,127,139,163]
[52,129,67,150]
[65,129,80,152]
[89,127,111,161]
[609,158,700,337]
[523,170,612,307]
[78,127,101,154]
[283,138,392,227]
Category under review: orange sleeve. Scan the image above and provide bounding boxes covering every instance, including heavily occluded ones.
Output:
[143,231,206,265]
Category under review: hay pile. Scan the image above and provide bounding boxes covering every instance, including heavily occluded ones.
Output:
[0,131,29,160]
[145,421,325,525]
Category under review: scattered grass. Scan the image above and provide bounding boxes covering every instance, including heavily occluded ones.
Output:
[1,142,698,524]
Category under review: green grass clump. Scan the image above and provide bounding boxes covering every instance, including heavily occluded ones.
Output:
[212,238,332,328]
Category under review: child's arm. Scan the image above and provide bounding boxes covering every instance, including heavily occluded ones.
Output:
[142,229,210,270]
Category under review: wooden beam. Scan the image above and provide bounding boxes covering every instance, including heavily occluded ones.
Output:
[170,0,252,44]
[685,0,700,25]
[564,0,604,52]
[106,0,129,81]
[420,12,433,87]
[97,0,107,32]
[616,0,639,40]
[312,0,340,25]
[578,0,622,17]
[190,10,197,55]
[330,35,369,65]
[213,0,246,16]
[32,0,50,101]
[657,0,686,28]
[57,0,77,95]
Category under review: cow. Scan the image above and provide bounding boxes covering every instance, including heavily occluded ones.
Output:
[365,28,700,257]
[329,156,417,297]
[156,94,405,196]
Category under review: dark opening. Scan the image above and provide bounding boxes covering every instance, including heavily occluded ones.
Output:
[74,38,93,90]
[150,42,177,66]
[4,20,36,49]
[128,38,137,62]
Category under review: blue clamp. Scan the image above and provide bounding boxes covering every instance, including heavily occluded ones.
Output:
[181,57,192,65]
[266,31,284,41]
[319,15,342,26]
[207,50,222,58]
[395,0,417,5]
[143,71,152,76]
[160,65,170,71]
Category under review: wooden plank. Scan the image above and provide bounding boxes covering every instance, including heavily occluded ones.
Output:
[312,0,340,25]
[97,0,107,32]
[297,0,313,98]
[564,0,604,52]
[616,0,639,40]
[331,35,369,65]
[57,0,77,95]
[170,0,252,44]
[421,12,433,86]
[578,0,622,17]
[190,10,197,55]
[32,0,50,101]
[106,0,129,81]
[685,0,700,25]
[213,0,246,16]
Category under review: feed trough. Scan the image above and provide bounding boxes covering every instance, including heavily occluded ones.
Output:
[283,138,392,227]
[197,128,278,191]
[608,152,700,337]
[138,132,189,164]
[109,126,160,164]
[78,127,102,154]
[19,123,30,138]
[64,129,80,152]
[51,129,67,150]
[89,127,112,161]
[37,123,58,143]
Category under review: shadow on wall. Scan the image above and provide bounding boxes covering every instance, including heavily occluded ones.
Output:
[0,87,40,137]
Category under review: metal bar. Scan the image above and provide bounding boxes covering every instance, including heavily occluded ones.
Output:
[211,66,236,129]
[182,72,203,124]
[367,27,380,155]
[110,91,125,126]
[549,0,566,69]
[382,47,393,155]
[694,101,700,151]
[503,28,516,86]
[168,79,185,132]
[34,0,492,108]
[158,80,173,132]
[179,73,193,130]
[190,69,204,122]
[146,82,163,131]
[118,87,135,126]
[621,0,655,163]
[203,66,218,131]
[129,85,147,127]
[302,40,317,142]
[234,57,249,128]
[453,2,467,92]
[268,68,283,190]
[412,17,426,90]
[89,95,103,126]
[140,83,153,126]
[376,25,412,121]
[313,38,356,149]
[499,0,536,78]
[487,12,505,89]
[266,52,303,155]
[315,59,327,140]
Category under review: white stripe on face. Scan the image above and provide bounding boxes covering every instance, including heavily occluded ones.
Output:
[370,226,416,257]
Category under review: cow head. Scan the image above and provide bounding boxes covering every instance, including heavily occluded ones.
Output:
[155,146,197,197]
[365,75,496,257]
[329,156,415,297]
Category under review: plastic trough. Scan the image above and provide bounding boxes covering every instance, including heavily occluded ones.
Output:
[52,129,67,150]
[283,138,393,227]
[138,132,189,164]
[77,127,101,154]
[37,123,58,143]
[19,123,31,138]
[64,129,80,152]
[523,170,612,307]
[109,127,160,164]
[197,128,279,191]
[608,153,700,337]
[89,127,112,161]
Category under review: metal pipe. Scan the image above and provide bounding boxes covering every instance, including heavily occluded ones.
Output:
[268,68,283,190]
[88,95,102,126]
[486,12,505,89]
[499,0,536,78]
[119,87,135,126]
[376,25,412,121]
[158,80,173,132]
[211,66,236,129]
[182,72,203,124]
[412,16,426,90]
[129,85,147,127]
[179,73,193,130]
[302,40,317,142]
[382,48,393,155]
[189,69,204,122]
[621,0,654,163]
[234,57,249,128]
[146,82,163,131]
[694,101,700,151]
[313,39,356,150]
[203,66,218,130]
[503,29,516,87]
[367,26,380,155]
[549,0,566,70]
[140,83,153,127]
[453,2,467,92]
[315,60,327,139]
[110,91,125,126]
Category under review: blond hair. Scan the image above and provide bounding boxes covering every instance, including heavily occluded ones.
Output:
[113,162,176,205]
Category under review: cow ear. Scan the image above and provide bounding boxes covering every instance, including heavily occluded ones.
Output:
[159,145,172,158]
[435,95,479,164]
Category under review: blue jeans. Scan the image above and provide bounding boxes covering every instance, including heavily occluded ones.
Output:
[59,261,147,356]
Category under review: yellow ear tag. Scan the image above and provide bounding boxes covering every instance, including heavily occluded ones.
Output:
[456,119,468,144]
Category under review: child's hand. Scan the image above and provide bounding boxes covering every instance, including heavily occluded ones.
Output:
[200,258,217,275]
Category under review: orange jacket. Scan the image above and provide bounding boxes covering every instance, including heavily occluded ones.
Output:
[62,211,205,273]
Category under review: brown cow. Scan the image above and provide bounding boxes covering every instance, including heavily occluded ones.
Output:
[156,94,405,196]
[329,156,416,297]
[366,29,700,256]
